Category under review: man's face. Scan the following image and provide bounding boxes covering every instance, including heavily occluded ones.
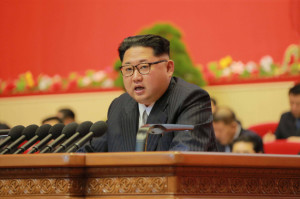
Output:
[57,112,64,121]
[289,94,300,118]
[213,121,237,145]
[232,141,256,153]
[122,46,174,106]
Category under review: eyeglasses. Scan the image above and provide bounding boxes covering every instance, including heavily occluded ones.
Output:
[119,60,168,77]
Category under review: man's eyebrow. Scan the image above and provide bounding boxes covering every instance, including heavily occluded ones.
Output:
[124,59,148,65]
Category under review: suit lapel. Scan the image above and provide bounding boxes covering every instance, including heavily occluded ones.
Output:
[121,97,139,151]
[145,78,175,151]
[146,107,168,151]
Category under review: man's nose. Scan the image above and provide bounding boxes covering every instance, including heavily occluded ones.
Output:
[132,68,142,81]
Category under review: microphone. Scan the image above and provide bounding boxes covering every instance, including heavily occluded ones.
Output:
[40,122,78,153]
[66,121,107,153]
[135,124,195,151]
[145,124,194,134]
[27,123,64,154]
[0,129,10,136]
[0,124,38,154]
[53,121,93,153]
[0,125,24,149]
[14,124,51,154]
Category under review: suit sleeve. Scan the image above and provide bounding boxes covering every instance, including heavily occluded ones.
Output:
[76,98,120,153]
[169,89,218,151]
[275,113,287,139]
[87,99,121,152]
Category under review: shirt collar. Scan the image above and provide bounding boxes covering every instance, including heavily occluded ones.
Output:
[138,103,155,117]
[233,123,242,140]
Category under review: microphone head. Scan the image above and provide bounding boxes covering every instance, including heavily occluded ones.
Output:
[35,124,52,140]
[8,125,25,140]
[22,124,39,140]
[49,123,64,139]
[62,122,78,138]
[76,121,93,137]
[90,121,107,137]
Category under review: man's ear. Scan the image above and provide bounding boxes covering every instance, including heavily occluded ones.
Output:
[167,60,174,77]
[230,121,238,129]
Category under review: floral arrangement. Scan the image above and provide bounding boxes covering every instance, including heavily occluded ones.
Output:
[0,40,299,96]
[0,68,117,96]
[203,44,300,84]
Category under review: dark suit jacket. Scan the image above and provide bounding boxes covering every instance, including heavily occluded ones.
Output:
[275,112,300,139]
[85,77,218,152]
[217,128,261,152]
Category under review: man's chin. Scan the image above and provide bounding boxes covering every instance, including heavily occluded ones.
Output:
[134,97,152,106]
[291,112,300,118]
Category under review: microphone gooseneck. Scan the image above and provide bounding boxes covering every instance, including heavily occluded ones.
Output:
[53,121,93,153]
[14,124,51,154]
[0,125,24,149]
[0,124,38,155]
[66,121,107,153]
[27,123,65,154]
[39,122,78,153]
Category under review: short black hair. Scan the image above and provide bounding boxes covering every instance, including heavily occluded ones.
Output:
[118,34,170,62]
[42,116,63,124]
[213,107,236,125]
[232,133,264,153]
[58,108,75,120]
[289,83,300,95]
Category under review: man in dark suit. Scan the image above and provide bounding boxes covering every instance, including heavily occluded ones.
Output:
[263,83,300,142]
[213,107,262,152]
[83,34,217,152]
[275,84,300,141]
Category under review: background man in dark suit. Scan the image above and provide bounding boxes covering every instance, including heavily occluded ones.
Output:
[263,83,300,142]
[213,107,262,152]
[83,34,218,152]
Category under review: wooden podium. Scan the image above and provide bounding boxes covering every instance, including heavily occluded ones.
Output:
[0,152,300,198]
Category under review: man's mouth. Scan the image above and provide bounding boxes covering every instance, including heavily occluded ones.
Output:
[134,86,145,94]
[135,86,144,91]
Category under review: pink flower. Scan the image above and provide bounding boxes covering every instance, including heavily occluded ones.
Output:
[260,56,273,72]
[222,68,231,77]
[92,71,106,82]
[230,61,244,74]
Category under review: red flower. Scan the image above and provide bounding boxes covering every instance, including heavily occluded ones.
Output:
[3,82,15,93]
[51,82,62,92]
[288,55,295,65]
[67,80,78,91]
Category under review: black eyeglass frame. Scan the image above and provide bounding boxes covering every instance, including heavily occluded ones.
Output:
[119,60,168,77]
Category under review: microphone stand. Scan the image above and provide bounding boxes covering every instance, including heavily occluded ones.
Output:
[140,124,195,151]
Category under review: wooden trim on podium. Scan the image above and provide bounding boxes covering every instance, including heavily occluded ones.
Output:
[0,153,85,167]
[0,152,300,199]
[85,151,300,168]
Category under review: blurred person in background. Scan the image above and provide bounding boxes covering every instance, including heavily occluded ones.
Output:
[232,134,264,153]
[57,108,76,125]
[0,122,10,141]
[263,83,300,142]
[213,106,262,152]
[42,116,63,126]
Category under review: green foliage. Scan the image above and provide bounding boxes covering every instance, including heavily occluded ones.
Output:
[282,44,299,70]
[113,23,206,88]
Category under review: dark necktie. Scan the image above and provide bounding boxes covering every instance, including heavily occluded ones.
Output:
[296,118,300,130]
